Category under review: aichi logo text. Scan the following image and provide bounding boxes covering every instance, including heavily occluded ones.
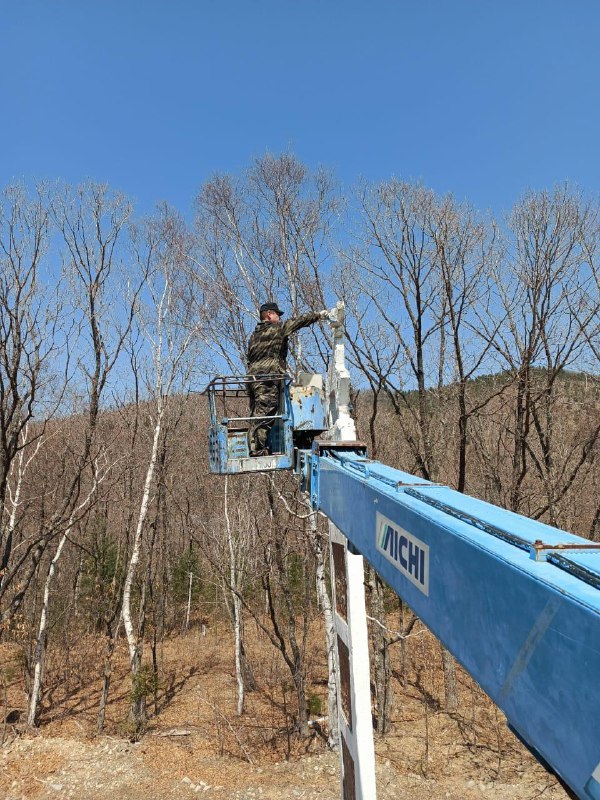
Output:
[376,513,429,596]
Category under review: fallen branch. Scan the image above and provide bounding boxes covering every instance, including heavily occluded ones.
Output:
[197,696,254,764]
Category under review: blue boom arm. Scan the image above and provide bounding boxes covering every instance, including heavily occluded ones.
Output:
[309,443,600,800]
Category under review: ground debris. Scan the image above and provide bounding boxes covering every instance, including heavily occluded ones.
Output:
[0,633,573,800]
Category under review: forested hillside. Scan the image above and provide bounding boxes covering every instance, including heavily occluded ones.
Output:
[0,156,598,774]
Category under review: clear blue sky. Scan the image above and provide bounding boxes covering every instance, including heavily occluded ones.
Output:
[2,1,599,217]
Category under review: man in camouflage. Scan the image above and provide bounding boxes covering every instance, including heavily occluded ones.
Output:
[246,301,329,456]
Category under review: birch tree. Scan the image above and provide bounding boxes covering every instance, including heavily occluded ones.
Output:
[267,474,339,746]
[192,152,338,373]
[121,205,201,736]
[222,475,253,716]
[192,154,341,742]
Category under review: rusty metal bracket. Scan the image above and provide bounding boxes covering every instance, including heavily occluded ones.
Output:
[529,539,600,562]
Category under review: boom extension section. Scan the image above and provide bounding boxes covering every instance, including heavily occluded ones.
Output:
[305,440,600,800]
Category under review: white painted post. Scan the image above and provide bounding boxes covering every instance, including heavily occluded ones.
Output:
[325,303,377,800]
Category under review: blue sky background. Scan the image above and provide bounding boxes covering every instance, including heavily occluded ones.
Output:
[1,1,599,218]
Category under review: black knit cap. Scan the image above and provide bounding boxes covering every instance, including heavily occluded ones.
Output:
[259,302,284,316]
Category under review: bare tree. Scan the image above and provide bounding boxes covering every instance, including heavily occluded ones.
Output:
[573,201,600,540]
[0,185,61,617]
[427,196,502,493]
[222,474,254,716]
[27,182,138,725]
[122,205,201,736]
[268,474,339,747]
[342,180,502,713]
[474,186,600,524]
[342,180,447,479]
[191,154,341,740]
[192,152,339,374]
[367,569,394,734]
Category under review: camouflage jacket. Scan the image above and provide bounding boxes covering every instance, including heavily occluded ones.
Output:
[246,312,321,374]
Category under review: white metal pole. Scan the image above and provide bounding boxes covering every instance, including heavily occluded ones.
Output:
[326,303,377,800]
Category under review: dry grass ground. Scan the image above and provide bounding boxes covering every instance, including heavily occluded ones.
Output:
[0,620,570,799]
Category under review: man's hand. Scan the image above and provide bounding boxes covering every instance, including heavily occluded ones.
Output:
[319,302,345,328]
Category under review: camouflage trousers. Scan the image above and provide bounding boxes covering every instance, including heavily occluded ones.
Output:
[247,379,281,453]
